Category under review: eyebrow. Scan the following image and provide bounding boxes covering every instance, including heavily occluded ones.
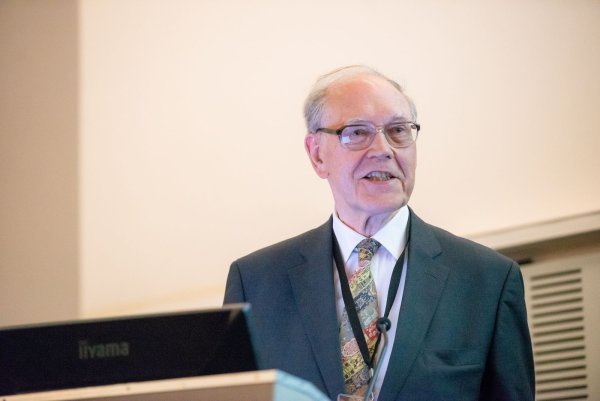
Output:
[344,118,371,125]
[343,115,411,126]
[388,114,412,123]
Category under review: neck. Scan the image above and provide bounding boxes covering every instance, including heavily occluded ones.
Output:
[336,209,399,237]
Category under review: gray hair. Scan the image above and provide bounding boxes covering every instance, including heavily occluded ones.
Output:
[303,65,417,133]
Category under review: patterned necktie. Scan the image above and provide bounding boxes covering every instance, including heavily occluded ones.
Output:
[340,238,382,396]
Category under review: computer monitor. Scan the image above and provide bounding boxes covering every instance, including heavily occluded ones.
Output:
[0,304,261,396]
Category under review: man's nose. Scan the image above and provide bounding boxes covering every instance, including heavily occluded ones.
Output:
[368,127,394,157]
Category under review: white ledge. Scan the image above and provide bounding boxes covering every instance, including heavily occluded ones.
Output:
[468,210,600,250]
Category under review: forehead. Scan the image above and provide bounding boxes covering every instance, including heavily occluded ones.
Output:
[321,74,411,126]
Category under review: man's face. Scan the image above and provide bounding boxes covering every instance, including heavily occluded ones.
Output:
[305,74,417,227]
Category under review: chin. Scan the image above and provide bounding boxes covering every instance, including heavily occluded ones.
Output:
[362,202,405,217]
[364,195,407,212]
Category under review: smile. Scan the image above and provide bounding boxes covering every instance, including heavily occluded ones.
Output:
[365,171,394,181]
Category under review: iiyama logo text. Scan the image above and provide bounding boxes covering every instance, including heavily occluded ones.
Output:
[78,340,130,360]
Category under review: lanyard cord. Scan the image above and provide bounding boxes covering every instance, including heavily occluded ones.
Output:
[333,216,411,370]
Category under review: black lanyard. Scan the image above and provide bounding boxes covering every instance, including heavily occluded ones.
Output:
[333,216,411,370]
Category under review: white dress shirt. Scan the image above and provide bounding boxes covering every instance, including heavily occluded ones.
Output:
[332,206,410,398]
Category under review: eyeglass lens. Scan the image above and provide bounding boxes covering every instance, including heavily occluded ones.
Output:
[339,123,417,149]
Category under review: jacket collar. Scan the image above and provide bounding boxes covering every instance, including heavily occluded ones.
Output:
[287,217,346,398]
[378,210,450,401]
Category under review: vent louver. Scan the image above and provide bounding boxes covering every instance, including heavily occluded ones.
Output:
[528,267,588,401]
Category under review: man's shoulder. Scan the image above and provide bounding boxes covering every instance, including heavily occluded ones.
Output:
[414,212,517,270]
[233,218,332,269]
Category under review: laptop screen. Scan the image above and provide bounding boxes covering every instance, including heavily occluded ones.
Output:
[0,304,261,396]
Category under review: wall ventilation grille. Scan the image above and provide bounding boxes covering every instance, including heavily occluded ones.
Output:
[528,267,588,401]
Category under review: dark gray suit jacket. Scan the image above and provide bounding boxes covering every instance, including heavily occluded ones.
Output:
[224,211,535,401]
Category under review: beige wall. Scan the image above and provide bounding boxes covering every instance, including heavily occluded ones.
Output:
[0,0,79,326]
[1,0,599,325]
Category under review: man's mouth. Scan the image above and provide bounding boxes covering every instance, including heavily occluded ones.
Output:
[365,171,393,182]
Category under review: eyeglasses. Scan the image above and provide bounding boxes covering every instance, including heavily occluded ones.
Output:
[315,122,420,150]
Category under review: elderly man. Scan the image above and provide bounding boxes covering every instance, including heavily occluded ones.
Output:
[224,65,535,401]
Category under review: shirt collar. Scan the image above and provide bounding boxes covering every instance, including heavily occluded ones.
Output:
[332,206,410,262]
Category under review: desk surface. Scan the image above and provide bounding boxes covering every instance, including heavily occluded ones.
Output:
[1,370,331,401]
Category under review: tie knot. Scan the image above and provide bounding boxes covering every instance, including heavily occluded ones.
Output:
[355,238,381,261]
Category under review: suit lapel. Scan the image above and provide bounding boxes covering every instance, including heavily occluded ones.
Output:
[287,218,346,399]
[378,212,450,401]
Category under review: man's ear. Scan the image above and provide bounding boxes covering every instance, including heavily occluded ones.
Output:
[304,133,328,179]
